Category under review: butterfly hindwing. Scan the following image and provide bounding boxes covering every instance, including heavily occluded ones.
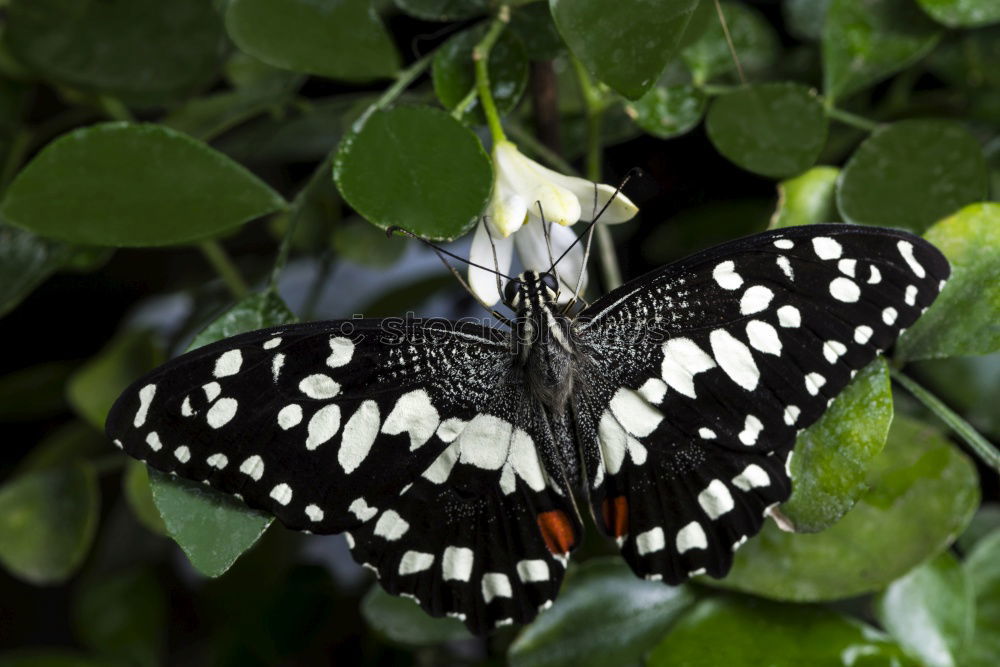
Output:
[571,224,949,582]
[106,319,579,633]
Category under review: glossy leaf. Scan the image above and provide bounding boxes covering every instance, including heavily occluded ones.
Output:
[510,3,566,61]
[625,85,706,140]
[0,226,88,318]
[712,416,979,601]
[784,0,833,41]
[66,330,163,430]
[551,0,703,100]
[897,203,1000,361]
[706,83,827,179]
[0,464,99,584]
[394,0,490,21]
[782,359,892,532]
[768,166,840,229]
[963,529,1000,666]
[162,87,296,142]
[682,2,779,84]
[823,0,941,103]
[917,0,1000,28]
[72,568,166,667]
[4,0,225,103]
[509,558,696,667]
[123,461,166,535]
[333,217,407,268]
[648,596,916,666]
[926,27,1000,89]
[225,0,400,82]
[432,25,528,124]
[361,584,470,645]
[149,291,297,577]
[0,123,287,246]
[957,503,1000,553]
[837,120,987,233]
[334,106,493,241]
[875,553,974,667]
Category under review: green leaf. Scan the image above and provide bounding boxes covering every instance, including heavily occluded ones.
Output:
[875,553,974,667]
[123,461,166,535]
[896,203,1000,361]
[66,329,163,430]
[225,0,400,82]
[72,568,166,667]
[625,84,706,140]
[334,106,493,241]
[394,0,490,21]
[360,583,470,645]
[4,0,225,104]
[0,225,83,318]
[150,471,272,579]
[15,422,108,476]
[0,123,287,246]
[0,464,99,584]
[509,558,696,667]
[711,415,979,601]
[768,166,840,229]
[647,596,916,666]
[782,359,893,532]
[510,3,566,61]
[432,25,528,125]
[550,0,703,100]
[0,361,74,422]
[333,217,407,268]
[957,503,1000,553]
[149,291,297,577]
[917,0,1000,28]
[783,0,833,41]
[162,87,296,142]
[682,2,779,84]
[823,0,942,103]
[926,28,1000,89]
[706,82,828,179]
[964,529,1000,666]
[837,120,988,233]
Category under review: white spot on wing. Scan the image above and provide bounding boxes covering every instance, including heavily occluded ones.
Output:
[173,445,190,463]
[733,464,770,491]
[838,258,856,276]
[145,431,162,451]
[263,337,281,350]
[905,285,918,306]
[738,415,763,445]
[713,260,743,290]
[202,382,221,402]
[206,453,228,469]
[676,522,707,553]
[698,427,716,439]
[327,337,355,368]
[349,498,378,522]
[270,483,292,505]
[374,509,408,540]
[777,305,801,328]
[661,338,716,398]
[636,527,665,555]
[812,236,842,260]
[239,455,264,481]
[399,551,435,575]
[610,388,662,437]
[709,329,759,391]
[206,397,238,428]
[746,320,781,356]
[277,404,303,429]
[299,374,340,399]
[422,442,459,484]
[517,559,549,583]
[481,572,512,603]
[883,307,898,325]
[829,277,860,302]
[854,325,873,344]
[134,384,156,428]
[783,405,800,426]
[638,378,667,405]
[305,504,324,522]
[776,255,794,280]
[805,372,827,395]
[213,350,242,378]
[773,239,794,249]
[271,353,285,382]
[442,546,474,582]
[381,389,439,450]
[897,240,926,278]
[457,414,511,470]
[698,480,734,519]
[823,340,847,364]
[306,404,341,450]
[339,400,380,474]
[740,285,774,315]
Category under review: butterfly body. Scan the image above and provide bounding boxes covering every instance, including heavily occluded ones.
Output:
[107,224,950,633]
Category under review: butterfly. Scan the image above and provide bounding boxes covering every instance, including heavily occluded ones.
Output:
[106,223,949,634]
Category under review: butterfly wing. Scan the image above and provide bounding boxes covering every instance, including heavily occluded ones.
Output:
[106,318,579,633]
[571,224,949,583]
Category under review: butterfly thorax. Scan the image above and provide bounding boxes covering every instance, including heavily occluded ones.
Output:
[510,271,576,414]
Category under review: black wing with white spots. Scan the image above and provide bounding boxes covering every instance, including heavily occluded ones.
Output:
[571,224,949,584]
[106,319,580,633]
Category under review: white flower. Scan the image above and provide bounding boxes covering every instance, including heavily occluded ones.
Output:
[469,140,639,306]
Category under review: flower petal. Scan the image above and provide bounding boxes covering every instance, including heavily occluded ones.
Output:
[487,190,527,238]
[469,222,514,307]
[532,164,639,224]
[548,222,588,300]
[513,220,586,304]
[495,141,581,227]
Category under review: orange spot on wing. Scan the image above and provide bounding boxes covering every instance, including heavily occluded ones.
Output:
[536,510,576,555]
[601,496,629,538]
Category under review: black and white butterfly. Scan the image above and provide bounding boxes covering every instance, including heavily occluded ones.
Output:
[106,223,949,633]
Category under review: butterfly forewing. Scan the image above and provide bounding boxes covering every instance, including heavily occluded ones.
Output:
[106,319,579,633]
[571,224,949,583]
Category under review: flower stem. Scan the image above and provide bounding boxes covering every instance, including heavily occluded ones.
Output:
[199,240,249,300]
[507,122,576,175]
[473,6,511,144]
[352,52,434,132]
[890,367,1000,473]
[571,55,622,290]
[825,106,880,132]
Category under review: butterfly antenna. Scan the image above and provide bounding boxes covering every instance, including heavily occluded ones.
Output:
[386,226,514,325]
[481,217,505,302]
[562,184,600,314]
[546,167,639,275]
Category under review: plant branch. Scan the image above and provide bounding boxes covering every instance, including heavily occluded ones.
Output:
[352,52,434,132]
[199,240,249,300]
[473,5,511,144]
[825,106,880,132]
[713,0,746,85]
[571,55,622,290]
[890,367,1000,473]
